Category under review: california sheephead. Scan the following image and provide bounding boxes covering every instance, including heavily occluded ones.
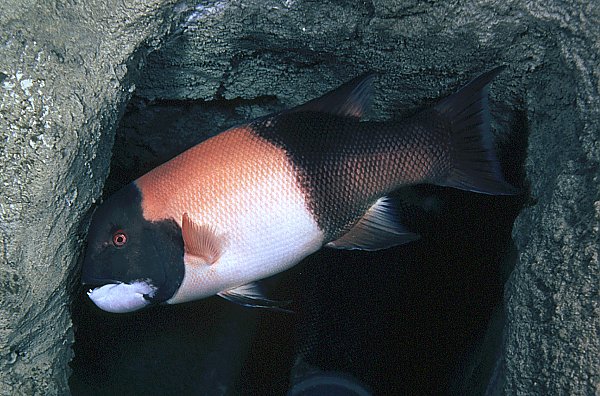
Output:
[82,67,517,313]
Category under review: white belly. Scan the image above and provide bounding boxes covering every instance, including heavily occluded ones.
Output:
[167,170,324,305]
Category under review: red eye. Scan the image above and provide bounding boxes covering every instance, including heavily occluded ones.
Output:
[112,231,127,247]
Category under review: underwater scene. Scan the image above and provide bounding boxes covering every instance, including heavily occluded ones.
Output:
[1,0,598,395]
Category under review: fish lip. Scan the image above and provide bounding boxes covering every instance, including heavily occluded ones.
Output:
[80,276,121,286]
[86,278,156,292]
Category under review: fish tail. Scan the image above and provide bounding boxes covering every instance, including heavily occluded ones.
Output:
[434,66,519,195]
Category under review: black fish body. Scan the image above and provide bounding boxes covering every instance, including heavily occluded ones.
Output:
[254,110,451,241]
[82,67,517,313]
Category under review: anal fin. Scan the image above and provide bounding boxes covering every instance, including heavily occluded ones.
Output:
[326,196,420,251]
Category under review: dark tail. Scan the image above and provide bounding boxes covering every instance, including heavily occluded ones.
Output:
[434,66,519,195]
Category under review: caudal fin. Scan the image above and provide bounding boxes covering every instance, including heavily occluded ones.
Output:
[434,66,519,195]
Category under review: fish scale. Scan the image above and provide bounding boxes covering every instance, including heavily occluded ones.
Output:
[253,111,452,239]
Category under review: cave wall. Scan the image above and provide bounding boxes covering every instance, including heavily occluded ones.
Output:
[0,1,179,393]
[504,2,600,393]
[0,0,598,394]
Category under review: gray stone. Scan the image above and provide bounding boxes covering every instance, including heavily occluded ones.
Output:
[0,0,180,394]
[1,0,598,394]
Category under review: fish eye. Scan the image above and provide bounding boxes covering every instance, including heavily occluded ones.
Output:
[112,231,127,247]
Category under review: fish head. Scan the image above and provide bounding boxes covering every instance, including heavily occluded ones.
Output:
[81,183,185,313]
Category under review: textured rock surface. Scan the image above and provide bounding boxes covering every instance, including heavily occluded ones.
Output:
[0,1,179,394]
[1,0,598,394]
[505,2,600,394]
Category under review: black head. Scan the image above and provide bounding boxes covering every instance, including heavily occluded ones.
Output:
[82,183,185,305]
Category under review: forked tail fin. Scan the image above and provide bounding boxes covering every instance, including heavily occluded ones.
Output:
[435,66,519,195]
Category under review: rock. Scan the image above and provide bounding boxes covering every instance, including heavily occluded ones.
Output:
[505,2,600,389]
[0,0,180,393]
[1,0,598,394]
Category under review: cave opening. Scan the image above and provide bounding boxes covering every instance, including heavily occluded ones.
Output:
[69,38,527,395]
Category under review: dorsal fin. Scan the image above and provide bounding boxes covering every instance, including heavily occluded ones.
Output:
[287,73,375,118]
[182,213,224,265]
[326,196,420,251]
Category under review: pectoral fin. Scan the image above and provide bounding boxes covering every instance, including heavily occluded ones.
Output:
[218,282,292,313]
[182,213,223,265]
[326,196,420,251]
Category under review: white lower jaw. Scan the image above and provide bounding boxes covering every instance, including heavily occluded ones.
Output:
[87,281,156,313]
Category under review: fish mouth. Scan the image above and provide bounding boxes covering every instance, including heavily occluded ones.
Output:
[86,280,157,313]
[82,277,155,301]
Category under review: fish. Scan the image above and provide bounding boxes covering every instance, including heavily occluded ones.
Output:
[81,67,517,313]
